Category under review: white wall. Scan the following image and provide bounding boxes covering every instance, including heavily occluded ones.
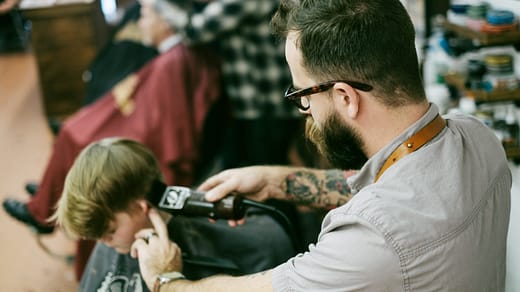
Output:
[486,0,520,16]
[507,163,520,292]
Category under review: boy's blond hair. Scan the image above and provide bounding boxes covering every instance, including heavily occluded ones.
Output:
[52,137,163,239]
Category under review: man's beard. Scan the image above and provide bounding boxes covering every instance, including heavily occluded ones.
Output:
[305,112,368,170]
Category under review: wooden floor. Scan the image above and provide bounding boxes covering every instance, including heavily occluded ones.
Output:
[0,52,78,291]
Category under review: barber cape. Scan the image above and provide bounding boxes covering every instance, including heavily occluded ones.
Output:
[79,213,296,292]
[59,42,221,186]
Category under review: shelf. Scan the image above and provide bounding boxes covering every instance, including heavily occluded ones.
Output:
[444,73,520,103]
[440,15,520,162]
[442,21,520,46]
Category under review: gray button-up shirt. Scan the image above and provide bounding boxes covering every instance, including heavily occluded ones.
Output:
[272,104,511,291]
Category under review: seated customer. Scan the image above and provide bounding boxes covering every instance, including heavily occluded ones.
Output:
[3,0,221,280]
[53,138,295,291]
[82,0,158,106]
[45,1,159,136]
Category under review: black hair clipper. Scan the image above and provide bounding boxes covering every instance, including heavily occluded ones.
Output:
[147,181,303,252]
[147,181,246,220]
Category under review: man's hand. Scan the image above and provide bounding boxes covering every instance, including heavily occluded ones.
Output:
[198,166,294,226]
[131,208,183,290]
[199,166,294,201]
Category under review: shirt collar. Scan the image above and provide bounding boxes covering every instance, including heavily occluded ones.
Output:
[347,103,440,193]
[158,34,183,53]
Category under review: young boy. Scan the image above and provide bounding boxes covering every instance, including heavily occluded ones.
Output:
[53,138,295,291]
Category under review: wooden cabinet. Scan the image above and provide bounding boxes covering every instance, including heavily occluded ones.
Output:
[21,0,108,119]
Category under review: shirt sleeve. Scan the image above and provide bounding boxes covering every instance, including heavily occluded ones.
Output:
[271,214,402,291]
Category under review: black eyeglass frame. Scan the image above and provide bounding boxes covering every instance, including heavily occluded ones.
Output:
[284,80,373,110]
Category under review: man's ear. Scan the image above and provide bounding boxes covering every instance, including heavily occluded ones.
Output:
[332,82,360,119]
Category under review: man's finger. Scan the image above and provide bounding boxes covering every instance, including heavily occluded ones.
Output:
[130,237,148,258]
[205,178,239,202]
[197,172,226,192]
[227,217,246,227]
[134,228,156,240]
[148,208,169,240]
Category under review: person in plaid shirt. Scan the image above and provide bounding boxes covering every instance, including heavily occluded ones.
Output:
[164,0,303,169]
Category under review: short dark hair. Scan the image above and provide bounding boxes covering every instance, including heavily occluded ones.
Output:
[271,0,426,106]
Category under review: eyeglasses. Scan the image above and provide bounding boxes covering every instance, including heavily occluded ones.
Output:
[284,80,373,110]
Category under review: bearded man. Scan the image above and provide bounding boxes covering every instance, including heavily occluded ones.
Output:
[130,0,511,291]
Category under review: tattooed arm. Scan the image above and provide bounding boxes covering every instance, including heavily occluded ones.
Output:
[199,166,356,210]
[141,169,356,292]
[283,169,356,209]
[140,167,355,291]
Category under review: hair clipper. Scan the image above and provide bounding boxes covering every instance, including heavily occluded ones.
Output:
[147,181,246,220]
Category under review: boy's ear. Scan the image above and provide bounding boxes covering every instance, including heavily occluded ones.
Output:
[135,199,150,214]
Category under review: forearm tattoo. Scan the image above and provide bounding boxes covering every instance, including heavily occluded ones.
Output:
[285,169,354,209]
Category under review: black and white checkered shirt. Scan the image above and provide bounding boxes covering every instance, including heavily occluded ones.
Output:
[183,0,300,119]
